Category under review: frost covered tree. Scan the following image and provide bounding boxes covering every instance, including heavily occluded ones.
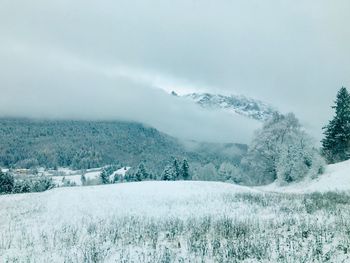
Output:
[135,163,148,181]
[0,170,14,193]
[242,113,324,184]
[218,162,241,183]
[276,136,324,182]
[181,160,191,180]
[161,159,188,181]
[173,159,181,180]
[161,165,175,181]
[193,163,218,181]
[100,169,110,184]
[322,87,350,163]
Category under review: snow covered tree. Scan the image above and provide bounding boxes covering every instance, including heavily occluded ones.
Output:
[161,165,175,181]
[173,159,181,180]
[0,170,14,193]
[160,159,185,181]
[322,87,350,163]
[124,173,132,182]
[195,163,219,181]
[100,169,110,184]
[31,176,55,192]
[276,136,324,182]
[135,163,148,181]
[242,113,324,184]
[218,162,241,183]
[181,160,191,180]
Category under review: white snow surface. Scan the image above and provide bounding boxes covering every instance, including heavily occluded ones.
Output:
[0,182,255,225]
[114,167,131,177]
[6,158,350,239]
[2,162,350,262]
[52,167,132,186]
[259,159,350,193]
[109,167,131,181]
[52,169,103,186]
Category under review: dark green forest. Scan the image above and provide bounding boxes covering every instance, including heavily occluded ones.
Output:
[0,118,246,175]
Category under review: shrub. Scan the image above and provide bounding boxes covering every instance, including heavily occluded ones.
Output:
[31,176,55,192]
[12,179,32,193]
[0,170,14,194]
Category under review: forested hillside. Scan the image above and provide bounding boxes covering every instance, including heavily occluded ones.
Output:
[0,118,245,175]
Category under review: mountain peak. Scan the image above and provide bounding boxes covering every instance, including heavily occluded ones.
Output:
[183,92,278,121]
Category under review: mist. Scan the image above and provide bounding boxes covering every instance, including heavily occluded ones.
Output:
[1,0,349,142]
[0,45,260,143]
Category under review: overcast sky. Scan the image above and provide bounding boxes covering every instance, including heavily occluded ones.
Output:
[0,0,349,143]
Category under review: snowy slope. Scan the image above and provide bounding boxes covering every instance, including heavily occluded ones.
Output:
[5,163,350,236]
[0,181,254,224]
[259,159,350,193]
[1,180,350,261]
[182,92,278,121]
[110,167,131,181]
[0,181,257,261]
[52,167,132,186]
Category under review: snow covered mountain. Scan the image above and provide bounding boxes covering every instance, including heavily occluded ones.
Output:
[179,92,278,121]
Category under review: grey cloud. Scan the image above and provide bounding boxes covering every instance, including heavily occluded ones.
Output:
[0,0,349,141]
[0,45,260,143]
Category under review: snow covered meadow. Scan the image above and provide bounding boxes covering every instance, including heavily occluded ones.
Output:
[1,161,350,262]
[51,167,131,187]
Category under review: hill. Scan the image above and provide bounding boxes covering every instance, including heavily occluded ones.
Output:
[0,118,246,175]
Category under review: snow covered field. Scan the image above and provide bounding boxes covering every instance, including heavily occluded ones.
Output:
[52,167,131,186]
[1,162,350,262]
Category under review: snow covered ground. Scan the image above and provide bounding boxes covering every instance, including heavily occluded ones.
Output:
[52,167,131,186]
[109,167,131,182]
[1,162,350,262]
[259,159,350,193]
[52,169,103,186]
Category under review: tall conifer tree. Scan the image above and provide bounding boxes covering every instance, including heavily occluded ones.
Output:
[181,160,191,180]
[322,87,350,163]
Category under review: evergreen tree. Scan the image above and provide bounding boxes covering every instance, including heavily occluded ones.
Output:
[322,87,350,163]
[100,169,110,184]
[0,170,14,193]
[173,159,181,180]
[113,174,120,183]
[135,163,148,181]
[125,170,136,182]
[181,160,191,180]
[161,165,174,181]
[124,173,130,182]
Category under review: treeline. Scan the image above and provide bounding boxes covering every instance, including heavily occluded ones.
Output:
[97,159,192,184]
[0,170,55,194]
[0,119,191,173]
[123,159,192,182]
